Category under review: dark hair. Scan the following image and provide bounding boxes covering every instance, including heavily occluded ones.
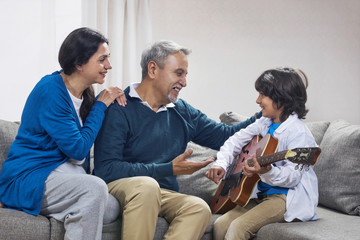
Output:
[58,27,109,121]
[255,67,309,122]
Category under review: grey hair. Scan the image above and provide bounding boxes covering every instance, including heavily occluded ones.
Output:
[140,40,192,80]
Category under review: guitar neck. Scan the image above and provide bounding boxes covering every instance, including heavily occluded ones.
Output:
[247,150,287,167]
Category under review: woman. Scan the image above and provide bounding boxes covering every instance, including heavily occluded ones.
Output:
[0,27,126,240]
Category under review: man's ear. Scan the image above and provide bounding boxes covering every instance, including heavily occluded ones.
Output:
[148,61,158,79]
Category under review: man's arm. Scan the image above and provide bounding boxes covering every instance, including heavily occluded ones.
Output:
[176,99,261,150]
[233,111,262,130]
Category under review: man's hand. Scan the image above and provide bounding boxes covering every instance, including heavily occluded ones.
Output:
[0,202,3,208]
[172,149,214,175]
[205,166,225,184]
[243,154,271,177]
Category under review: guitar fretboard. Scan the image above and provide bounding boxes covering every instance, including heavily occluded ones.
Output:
[247,151,287,167]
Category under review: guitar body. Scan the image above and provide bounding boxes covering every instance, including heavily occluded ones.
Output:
[210,135,279,214]
[209,180,237,214]
[210,134,321,214]
[228,135,278,206]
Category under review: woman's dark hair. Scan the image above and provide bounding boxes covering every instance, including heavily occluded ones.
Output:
[58,27,108,121]
[255,67,309,122]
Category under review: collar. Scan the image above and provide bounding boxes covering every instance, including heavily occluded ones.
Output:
[129,83,175,113]
[262,113,299,134]
[274,113,299,134]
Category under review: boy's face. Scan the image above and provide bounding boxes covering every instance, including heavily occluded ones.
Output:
[256,93,283,123]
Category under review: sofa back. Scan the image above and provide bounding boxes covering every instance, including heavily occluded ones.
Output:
[312,119,360,216]
[0,120,19,169]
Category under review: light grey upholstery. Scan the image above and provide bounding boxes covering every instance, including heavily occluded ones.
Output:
[1,115,359,240]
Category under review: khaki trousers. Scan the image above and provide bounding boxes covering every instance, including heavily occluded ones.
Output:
[213,194,286,240]
[108,176,212,240]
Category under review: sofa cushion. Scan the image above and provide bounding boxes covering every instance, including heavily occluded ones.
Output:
[153,215,219,240]
[0,119,19,169]
[178,142,218,205]
[49,213,122,240]
[314,120,360,215]
[304,121,330,145]
[0,208,50,240]
[219,111,248,126]
[255,206,360,240]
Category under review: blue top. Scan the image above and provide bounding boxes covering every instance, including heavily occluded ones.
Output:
[94,87,259,191]
[257,121,289,197]
[0,71,107,215]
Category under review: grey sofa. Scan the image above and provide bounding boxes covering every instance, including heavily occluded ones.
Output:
[1,111,360,240]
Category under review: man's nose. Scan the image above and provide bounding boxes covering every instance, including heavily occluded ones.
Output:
[180,77,187,87]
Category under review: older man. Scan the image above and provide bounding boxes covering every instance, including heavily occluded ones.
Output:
[94,40,260,240]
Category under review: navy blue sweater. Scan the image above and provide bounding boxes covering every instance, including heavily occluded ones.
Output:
[94,87,258,191]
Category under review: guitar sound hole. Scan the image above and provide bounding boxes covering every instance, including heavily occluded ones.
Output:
[220,172,243,196]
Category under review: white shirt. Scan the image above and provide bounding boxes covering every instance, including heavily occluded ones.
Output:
[214,114,318,222]
[129,83,175,113]
[53,90,86,174]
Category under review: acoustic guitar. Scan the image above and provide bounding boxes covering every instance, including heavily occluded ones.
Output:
[210,134,321,214]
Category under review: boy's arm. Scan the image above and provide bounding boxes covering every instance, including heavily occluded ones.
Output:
[259,131,315,188]
[213,118,263,172]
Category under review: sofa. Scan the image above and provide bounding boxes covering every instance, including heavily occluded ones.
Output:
[1,111,360,240]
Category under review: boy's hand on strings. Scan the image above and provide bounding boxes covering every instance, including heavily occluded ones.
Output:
[243,154,272,177]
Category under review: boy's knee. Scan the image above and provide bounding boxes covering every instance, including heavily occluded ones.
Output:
[214,219,226,240]
[214,217,222,231]
[226,220,253,240]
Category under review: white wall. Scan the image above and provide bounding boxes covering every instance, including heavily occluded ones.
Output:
[1,0,360,125]
[0,0,81,121]
[151,0,360,124]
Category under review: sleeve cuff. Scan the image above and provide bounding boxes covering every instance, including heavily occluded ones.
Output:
[155,161,174,178]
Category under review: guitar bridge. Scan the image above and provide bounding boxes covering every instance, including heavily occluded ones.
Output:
[220,172,243,197]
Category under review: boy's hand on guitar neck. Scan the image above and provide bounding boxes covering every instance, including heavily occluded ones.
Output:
[243,155,272,177]
[172,149,214,175]
[205,166,225,184]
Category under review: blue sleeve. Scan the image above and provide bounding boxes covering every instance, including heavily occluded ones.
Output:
[232,111,262,131]
[177,100,259,150]
[39,88,107,160]
[94,103,173,183]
